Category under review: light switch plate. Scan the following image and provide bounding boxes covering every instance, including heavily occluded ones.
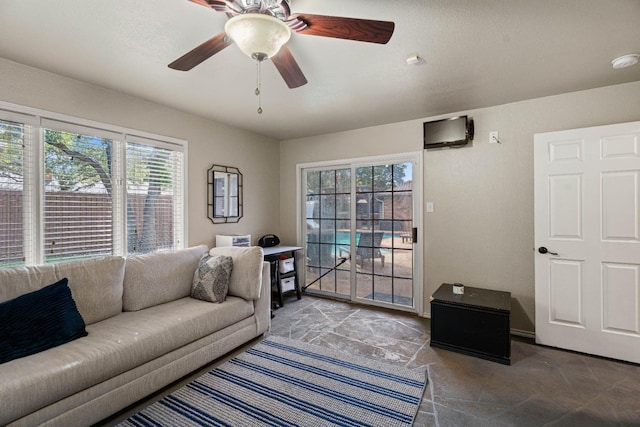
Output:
[489,131,499,144]
[426,202,434,213]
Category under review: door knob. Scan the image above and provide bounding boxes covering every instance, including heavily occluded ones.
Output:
[538,247,558,256]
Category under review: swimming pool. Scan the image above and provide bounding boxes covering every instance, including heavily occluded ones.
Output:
[334,231,393,245]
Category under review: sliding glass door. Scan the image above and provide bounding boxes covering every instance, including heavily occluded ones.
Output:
[302,153,421,312]
[305,168,351,297]
[354,163,414,306]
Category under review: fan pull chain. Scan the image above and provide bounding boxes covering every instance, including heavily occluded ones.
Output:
[255,60,263,114]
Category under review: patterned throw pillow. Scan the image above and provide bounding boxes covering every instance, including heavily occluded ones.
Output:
[191,254,233,303]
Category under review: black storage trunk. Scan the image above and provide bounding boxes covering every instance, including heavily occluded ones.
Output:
[430,283,511,365]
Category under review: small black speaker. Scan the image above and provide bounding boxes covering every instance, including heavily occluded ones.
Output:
[258,234,280,248]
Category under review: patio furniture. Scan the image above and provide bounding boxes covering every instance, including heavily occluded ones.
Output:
[357,231,385,267]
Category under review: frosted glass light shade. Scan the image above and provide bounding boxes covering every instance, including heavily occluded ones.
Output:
[225,14,291,60]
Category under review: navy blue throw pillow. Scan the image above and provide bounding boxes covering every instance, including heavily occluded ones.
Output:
[0,278,88,364]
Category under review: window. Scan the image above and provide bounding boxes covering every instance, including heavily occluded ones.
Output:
[0,107,186,268]
[0,115,33,267]
[42,126,115,262]
[126,137,184,255]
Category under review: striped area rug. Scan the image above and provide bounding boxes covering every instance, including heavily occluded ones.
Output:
[119,335,427,426]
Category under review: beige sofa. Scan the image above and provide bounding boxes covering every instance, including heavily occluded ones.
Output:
[0,245,270,427]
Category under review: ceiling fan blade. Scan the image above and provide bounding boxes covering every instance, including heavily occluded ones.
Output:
[188,0,239,13]
[271,46,308,89]
[291,14,394,44]
[168,32,232,71]
[188,0,213,8]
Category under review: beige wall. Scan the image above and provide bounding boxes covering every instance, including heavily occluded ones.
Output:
[279,81,640,334]
[3,55,639,334]
[0,58,280,248]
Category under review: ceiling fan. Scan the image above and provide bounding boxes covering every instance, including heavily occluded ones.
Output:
[168,0,395,89]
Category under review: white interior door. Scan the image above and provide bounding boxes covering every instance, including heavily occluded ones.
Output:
[534,121,640,364]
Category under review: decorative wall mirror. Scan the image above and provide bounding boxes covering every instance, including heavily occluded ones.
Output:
[207,164,243,223]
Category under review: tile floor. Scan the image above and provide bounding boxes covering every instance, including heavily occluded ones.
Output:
[270,295,640,427]
[99,294,640,426]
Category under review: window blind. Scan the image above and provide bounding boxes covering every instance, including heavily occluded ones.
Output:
[0,119,26,266]
[42,127,115,262]
[0,112,36,267]
[0,106,187,268]
[126,137,184,254]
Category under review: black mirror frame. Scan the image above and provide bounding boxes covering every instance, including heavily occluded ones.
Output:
[207,164,243,224]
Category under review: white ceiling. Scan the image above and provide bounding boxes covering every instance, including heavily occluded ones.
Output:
[0,0,639,140]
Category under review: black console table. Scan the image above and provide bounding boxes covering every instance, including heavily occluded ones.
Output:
[430,283,511,365]
[263,246,302,309]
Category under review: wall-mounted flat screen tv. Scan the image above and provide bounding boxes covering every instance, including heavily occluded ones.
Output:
[423,115,474,149]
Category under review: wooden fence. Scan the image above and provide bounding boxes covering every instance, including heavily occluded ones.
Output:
[0,190,175,263]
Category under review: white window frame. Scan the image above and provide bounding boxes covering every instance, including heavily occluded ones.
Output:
[0,101,188,266]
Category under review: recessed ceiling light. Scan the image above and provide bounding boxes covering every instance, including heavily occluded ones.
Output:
[611,53,639,69]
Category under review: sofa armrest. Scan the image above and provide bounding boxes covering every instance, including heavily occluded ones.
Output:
[208,246,264,300]
[254,261,271,335]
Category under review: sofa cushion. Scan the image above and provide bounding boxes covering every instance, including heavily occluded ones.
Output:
[123,245,208,311]
[191,254,233,303]
[0,278,88,364]
[0,295,254,425]
[209,246,263,300]
[0,256,126,325]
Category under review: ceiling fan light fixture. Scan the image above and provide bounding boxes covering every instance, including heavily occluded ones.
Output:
[225,13,291,60]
